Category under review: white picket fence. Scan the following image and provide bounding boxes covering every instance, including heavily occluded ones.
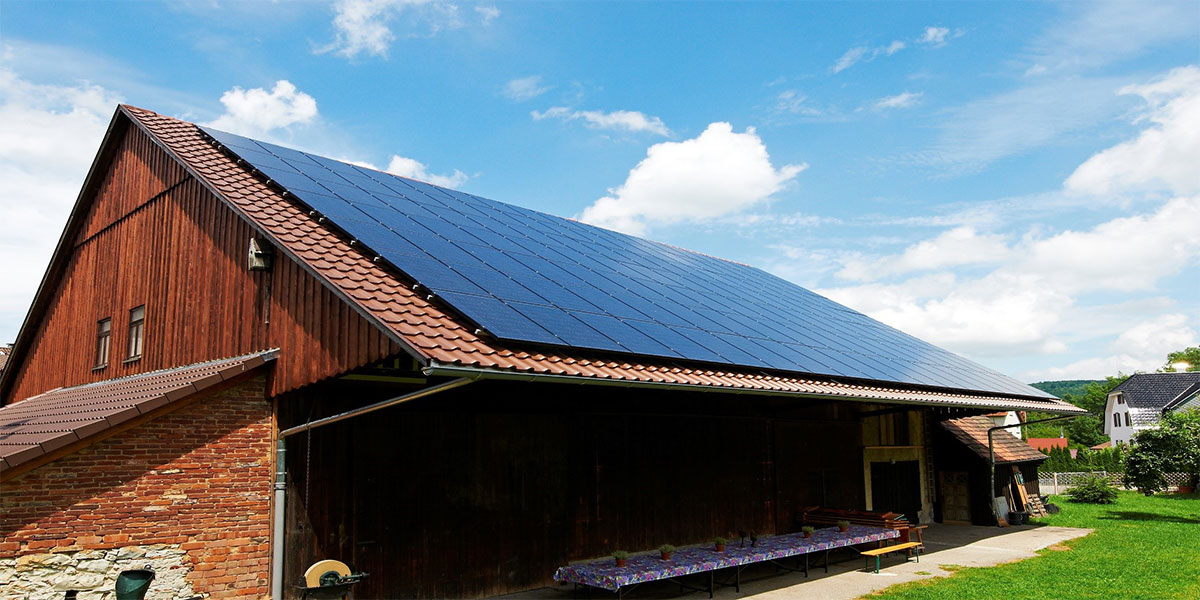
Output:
[1038,471,1193,494]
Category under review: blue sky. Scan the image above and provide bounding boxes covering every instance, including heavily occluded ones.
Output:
[1,0,1197,382]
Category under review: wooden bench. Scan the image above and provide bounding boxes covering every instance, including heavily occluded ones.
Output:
[860,541,922,573]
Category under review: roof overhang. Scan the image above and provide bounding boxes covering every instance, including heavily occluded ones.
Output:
[424,362,1087,414]
[941,416,1055,464]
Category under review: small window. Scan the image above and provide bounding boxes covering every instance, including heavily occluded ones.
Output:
[94,318,112,368]
[1124,412,1131,427]
[126,305,145,361]
[1113,413,1121,427]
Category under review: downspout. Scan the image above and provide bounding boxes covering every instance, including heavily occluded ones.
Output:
[270,377,478,600]
[987,414,1077,526]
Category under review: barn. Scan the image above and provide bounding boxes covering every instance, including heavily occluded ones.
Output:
[0,105,1083,599]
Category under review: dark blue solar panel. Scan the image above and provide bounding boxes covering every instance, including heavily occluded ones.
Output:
[200,125,1054,399]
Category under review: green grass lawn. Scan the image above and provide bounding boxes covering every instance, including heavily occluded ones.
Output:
[868,491,1199,600]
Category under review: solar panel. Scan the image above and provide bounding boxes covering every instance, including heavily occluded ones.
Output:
[200,125,1054,399]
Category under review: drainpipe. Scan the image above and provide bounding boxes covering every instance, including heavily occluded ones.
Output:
[270,377,477,600]
[987,414,1077,527]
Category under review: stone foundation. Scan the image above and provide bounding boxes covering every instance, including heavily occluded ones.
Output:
[0,545,196,600]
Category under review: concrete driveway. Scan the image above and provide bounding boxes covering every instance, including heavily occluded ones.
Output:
[510,523,1092,600]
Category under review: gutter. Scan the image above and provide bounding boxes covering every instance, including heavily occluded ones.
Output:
[271,376,477,600]
[422,362,1085,415]
[987,414,1077,526]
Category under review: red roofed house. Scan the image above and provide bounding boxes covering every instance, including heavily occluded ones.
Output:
[0,106,1083,599]
[1026,438,1070,452]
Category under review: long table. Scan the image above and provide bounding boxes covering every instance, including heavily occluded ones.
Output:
[553,525,899,598]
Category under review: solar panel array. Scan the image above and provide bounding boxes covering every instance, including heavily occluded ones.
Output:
[201,126,1053,399]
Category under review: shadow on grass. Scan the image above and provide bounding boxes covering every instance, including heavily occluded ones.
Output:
[1098,511,1200,524]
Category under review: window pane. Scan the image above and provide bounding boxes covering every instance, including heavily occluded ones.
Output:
[127,306,145,359]
[95,318,111,366]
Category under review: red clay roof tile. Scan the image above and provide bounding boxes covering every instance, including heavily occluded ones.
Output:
[0,350,276,474]
[941,416,1049,464]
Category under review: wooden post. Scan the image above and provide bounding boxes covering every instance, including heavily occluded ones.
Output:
[1053,473,1059,495]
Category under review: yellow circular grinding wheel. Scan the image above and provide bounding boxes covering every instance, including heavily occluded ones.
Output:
[304,559,351,588]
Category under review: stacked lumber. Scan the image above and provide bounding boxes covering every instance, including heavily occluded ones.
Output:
[797,506,925,546]
[798,506,909,530]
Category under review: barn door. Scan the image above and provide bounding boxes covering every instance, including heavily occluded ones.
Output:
[940,471,972,524]
[870,460,921,522]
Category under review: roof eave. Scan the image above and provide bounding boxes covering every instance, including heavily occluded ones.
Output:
[423,362,1087,414]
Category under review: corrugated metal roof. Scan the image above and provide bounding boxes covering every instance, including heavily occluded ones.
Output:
[942,416,1049,464]
[124,106,1084,415]
[0,350,276,474]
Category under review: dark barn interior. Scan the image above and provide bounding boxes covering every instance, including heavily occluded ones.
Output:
[278,375,968,599]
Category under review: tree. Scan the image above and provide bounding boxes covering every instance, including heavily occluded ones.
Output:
[1123,408,1200,495]
[1066,414,1107,448]
[1163,346,1200,372]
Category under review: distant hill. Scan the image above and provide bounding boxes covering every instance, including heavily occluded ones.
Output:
[1029,379,1103,399]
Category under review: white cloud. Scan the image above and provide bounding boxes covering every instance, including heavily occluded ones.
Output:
[820,196,1200,358]
[1066,66,1200,196]
[872,91,923,110]
[836,227,1010,282]
[1023,1,1197,76]
[580,122,806,235]
[502,75,551,102]
[773,90,822,116]
[919,26,951,45]
[475,5,499,24]
[831,40,907,74]
[0,69,122,343]
[831,47,869,74]
[319,0,480,59]
[906,76,1131,172]
[532,106,671,136]
[206,80,318,137]
[816,68,1200,374]
[384,155,468,188]
[1024,314,1198,380]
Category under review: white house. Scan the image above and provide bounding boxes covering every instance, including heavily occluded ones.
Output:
[1105,372,1200,445]
[985,411,1023,438]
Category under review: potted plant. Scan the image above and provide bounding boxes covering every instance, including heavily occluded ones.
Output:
[612,550,629,568]
[801,526,815,538]
[837,520,850,532]
[713,537,726,552]
[659,544,675,560]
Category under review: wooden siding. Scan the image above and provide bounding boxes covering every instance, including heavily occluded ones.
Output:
[6,126,402,402]
[279,380,869,599]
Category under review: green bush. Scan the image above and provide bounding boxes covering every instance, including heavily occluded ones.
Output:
[1067,475,1118,504]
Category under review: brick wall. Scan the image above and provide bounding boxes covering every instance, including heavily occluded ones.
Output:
[0,376,273,598]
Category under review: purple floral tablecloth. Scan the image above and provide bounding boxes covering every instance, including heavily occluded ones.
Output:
[553,525,899,592]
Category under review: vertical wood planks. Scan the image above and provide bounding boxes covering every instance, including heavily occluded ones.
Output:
[6,126,402,402]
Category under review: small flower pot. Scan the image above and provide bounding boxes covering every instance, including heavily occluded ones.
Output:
[714,544,725,552]
[660,552,672,561]
[615,558,627,567]
[803,532,812,539]
[838,525,849,532]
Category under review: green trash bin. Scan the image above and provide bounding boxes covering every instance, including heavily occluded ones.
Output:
[115,569,155,600]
